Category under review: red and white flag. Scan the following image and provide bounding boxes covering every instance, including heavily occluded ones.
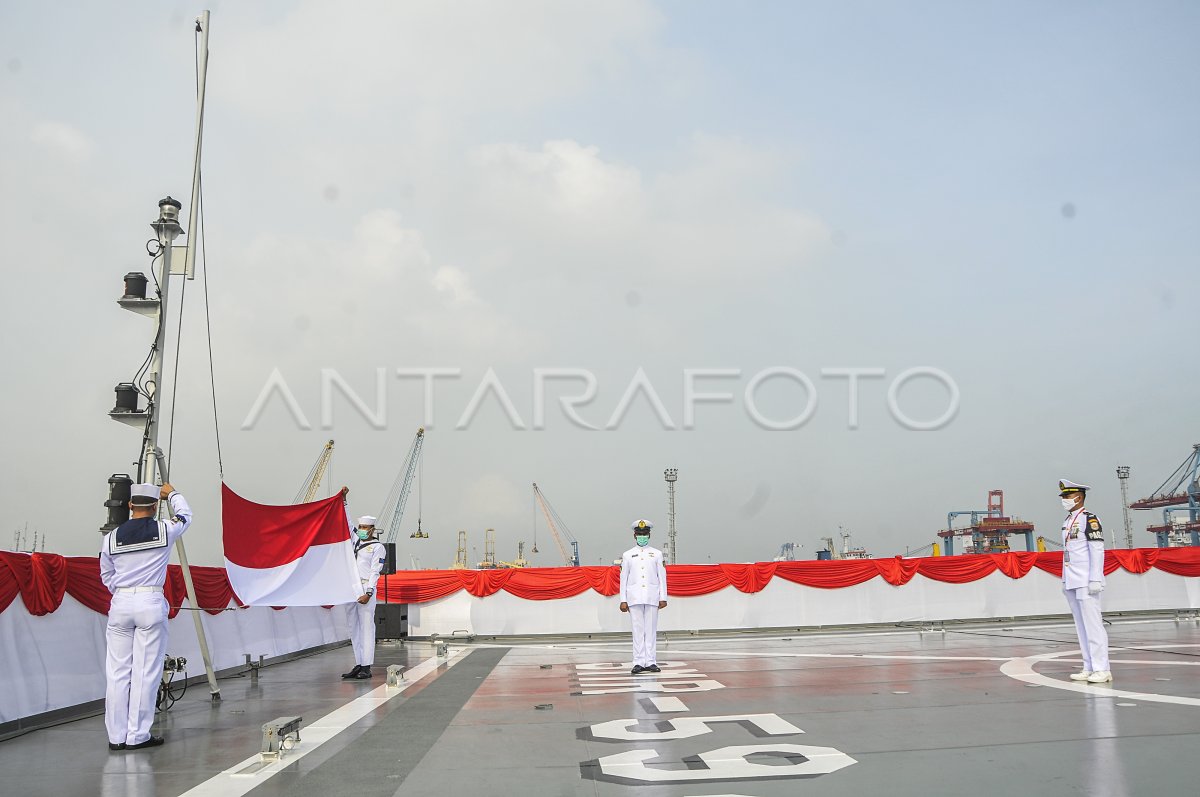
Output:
[222,484,361,606]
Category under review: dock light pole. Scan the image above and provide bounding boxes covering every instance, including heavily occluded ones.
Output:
[665,468,678,565]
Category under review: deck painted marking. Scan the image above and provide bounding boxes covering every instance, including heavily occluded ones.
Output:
[594,744,857,783]
[589,713,803,742]
[999,646,1200,707]
[539,643,1014,662]
[175,649,468,797]
[649,696,689,712]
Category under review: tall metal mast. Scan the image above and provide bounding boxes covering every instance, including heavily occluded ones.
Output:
[109,11,219,700]
[1117,465,1134,549]
[664,468,678,565]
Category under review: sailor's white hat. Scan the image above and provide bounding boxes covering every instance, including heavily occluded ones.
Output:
[130,483,159,505]
[357,515,378,527]
[1058,479,1091,494]
[631,519,654,532]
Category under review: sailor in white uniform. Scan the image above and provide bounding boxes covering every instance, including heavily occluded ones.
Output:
[342,515,386,680]
[1059,479,1111,683]
[99,482,192,751]
[619,519,668,675]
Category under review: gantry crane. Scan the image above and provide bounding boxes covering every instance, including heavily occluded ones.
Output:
[532,483,580,567]
[293,440,335,503]
[477,528,498,569]
[451,530,468,569]
[936,490,1035,555]
[379,428,426,545]
[1132,444,1200,547]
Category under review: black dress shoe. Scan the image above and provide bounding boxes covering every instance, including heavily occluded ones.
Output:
[630,665,646,675]
[646,664,661,673]
[126,736,164,750]
[341,664,363,679]
[108,742,126,751]
[353,667,373,679]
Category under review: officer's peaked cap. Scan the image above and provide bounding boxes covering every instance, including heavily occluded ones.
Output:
[631,519,653,533]
[1058,479,1091,494]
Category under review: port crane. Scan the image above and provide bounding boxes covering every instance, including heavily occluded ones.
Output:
[293,440,335,503]
[773,542,798,561]
[937,490,1034,555]
[379,428,427,545]
[532,483,580,567]
[477,528,498,569]
[1131,444,1200,547]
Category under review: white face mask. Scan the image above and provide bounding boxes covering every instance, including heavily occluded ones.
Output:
[1061,497,1078,511]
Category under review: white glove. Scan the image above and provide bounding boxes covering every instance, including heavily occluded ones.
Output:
[1088,581,1103,595]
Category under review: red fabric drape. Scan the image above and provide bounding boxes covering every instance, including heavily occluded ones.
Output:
[1,548,1198,614]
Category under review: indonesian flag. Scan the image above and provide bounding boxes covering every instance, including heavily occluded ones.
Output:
[222,484,361,606]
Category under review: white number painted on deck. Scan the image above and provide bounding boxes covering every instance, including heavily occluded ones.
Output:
[596,744,857,782]
[574,661,856,786]
[589,713,803,741]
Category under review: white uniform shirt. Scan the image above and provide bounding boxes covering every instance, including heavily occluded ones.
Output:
[1061,507,1105,590]
[99,492,193,591]
[619,544,668,606]
[354,537,386,594]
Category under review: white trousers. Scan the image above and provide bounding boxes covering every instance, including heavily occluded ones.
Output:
[1064,587,1110,672]
[105,592,168,745]
[346,593,378,666]
[629,603,660,667]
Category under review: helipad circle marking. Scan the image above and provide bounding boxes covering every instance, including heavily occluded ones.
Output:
[999,645,1200,707]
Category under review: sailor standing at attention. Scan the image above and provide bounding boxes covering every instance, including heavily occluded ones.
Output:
[1059,479,1111,683]
[99,482,192,751]
[619,519,668,675]
[342,513,386,680]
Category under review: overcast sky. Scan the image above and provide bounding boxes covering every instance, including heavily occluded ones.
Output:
[2,1,1196,568]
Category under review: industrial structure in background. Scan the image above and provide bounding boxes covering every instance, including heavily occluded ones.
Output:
[532,483,581,567]
[1117,466,1135,549]
[477,528,498,569]
[1132,444,1200,547]
[774,542,798,561]
[937,490,1035,555]
[664,468,678,565]
[499,541,530,569]
[293,440,334,503]
[816,530,871,560]
[379,428,427,544]
[451,530,468,569]
[11,525,45,553]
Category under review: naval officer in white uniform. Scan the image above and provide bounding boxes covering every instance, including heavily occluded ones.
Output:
[1059,478,1111,683]
[342,514,386,680]
[99,482,192,750]
[619,519,668,675]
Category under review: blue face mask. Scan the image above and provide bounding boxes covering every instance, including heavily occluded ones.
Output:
[357,529,371,540]
[635,535,650,547]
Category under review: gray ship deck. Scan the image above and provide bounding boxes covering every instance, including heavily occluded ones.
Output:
[3,617,1198,797]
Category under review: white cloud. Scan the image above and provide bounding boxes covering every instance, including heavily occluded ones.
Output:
[460,135,827,282]
[218,0,664,121]
[29,121,94,162]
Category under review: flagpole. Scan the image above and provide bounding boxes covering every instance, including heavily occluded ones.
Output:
[140,10,220,701]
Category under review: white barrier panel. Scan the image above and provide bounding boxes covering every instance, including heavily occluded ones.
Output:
[406,568,1200,637]
[0,595,349,725]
